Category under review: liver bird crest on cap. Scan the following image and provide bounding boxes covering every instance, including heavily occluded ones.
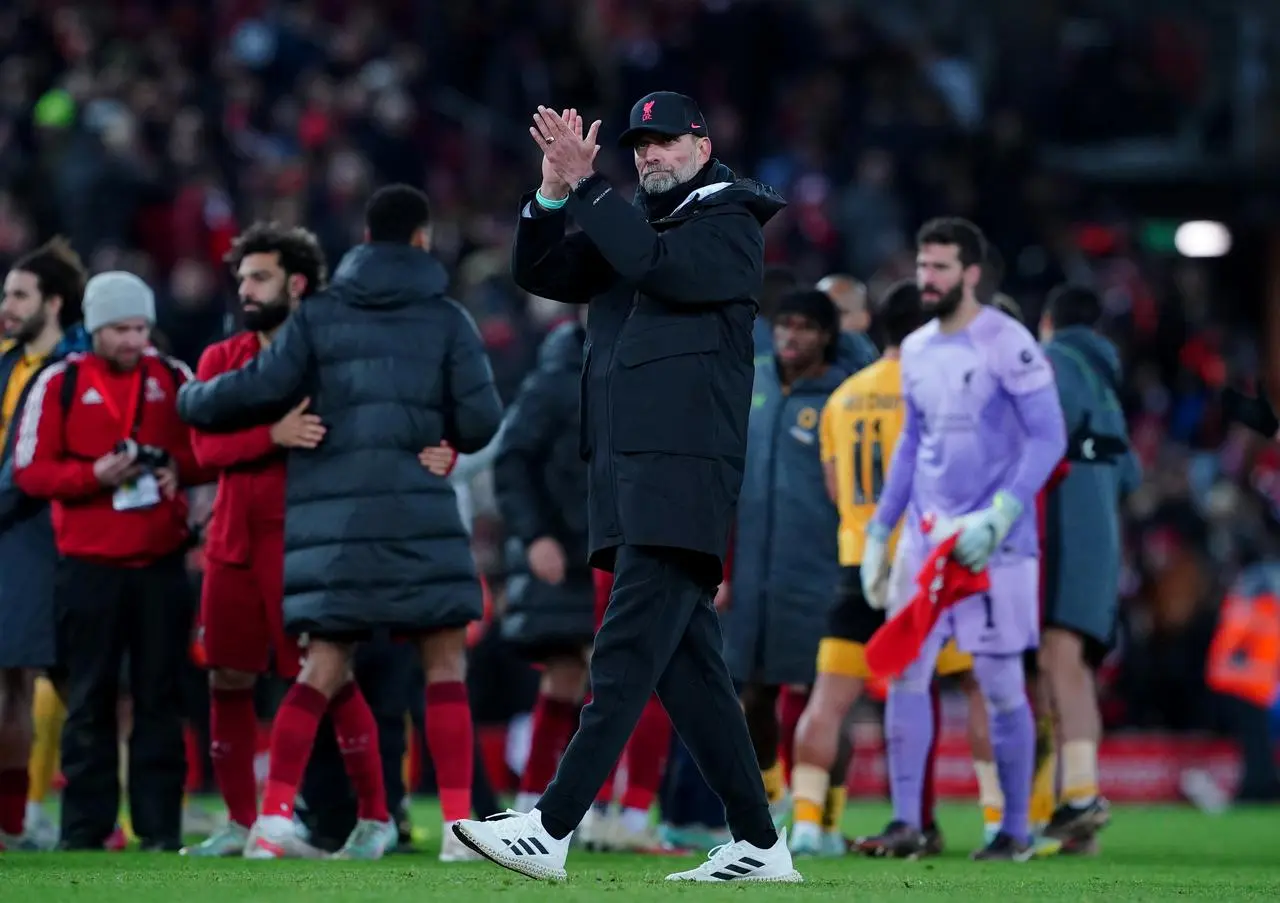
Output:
[642,100,655,121]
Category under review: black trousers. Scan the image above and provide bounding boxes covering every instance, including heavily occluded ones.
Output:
[540,544,772,844]
[1224,696,1280,802]
[56,553,191,850]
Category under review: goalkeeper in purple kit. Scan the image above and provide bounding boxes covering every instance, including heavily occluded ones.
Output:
[860,218,1067,860]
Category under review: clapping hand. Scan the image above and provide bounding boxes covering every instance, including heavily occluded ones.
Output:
[530,105,601,192]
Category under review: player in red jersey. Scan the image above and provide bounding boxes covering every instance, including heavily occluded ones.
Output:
[181,223,387,858]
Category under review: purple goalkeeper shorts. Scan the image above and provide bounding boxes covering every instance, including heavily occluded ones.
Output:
[892,537,1040,657]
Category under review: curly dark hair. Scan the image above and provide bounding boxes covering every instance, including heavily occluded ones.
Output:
[224,221,328,297]
[916,217,988,269]
[11,236,87,327]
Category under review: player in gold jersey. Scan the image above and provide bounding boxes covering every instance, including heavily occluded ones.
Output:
[789,281,976,857]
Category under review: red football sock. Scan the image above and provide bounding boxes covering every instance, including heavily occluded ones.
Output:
[210,688,260,829]
[778,686,808,784]
[425,681,473,823]
[620,696,670,812]
[0,768,28,836]
[519,695,579,795]
[329,682,390,822]
[260,683,328,819]
[921,683,942,828]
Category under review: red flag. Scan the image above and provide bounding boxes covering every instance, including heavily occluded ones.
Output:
[865,535,991,679]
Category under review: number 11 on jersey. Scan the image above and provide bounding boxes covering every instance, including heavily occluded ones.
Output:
[852,417,885,505]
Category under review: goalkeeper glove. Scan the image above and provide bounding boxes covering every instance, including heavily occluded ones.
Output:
[860,522,891,610]
[953,491,1022,572]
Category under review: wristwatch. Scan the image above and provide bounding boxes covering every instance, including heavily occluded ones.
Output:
[573,174,598,194]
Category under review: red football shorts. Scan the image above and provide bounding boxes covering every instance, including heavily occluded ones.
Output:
[593,568,613,631]
[198,525,301,678]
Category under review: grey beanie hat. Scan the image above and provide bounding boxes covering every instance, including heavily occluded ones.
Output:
[83,271,156,334]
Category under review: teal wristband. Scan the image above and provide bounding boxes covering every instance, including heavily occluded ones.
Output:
[535,190,568,210]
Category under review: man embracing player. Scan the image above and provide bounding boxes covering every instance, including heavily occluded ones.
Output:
[180,222,372,857]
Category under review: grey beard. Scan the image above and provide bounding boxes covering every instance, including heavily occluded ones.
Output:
[641,170,681,194]
[641,159,701,196]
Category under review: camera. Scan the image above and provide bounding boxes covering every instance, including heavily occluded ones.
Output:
[115,438,171,470]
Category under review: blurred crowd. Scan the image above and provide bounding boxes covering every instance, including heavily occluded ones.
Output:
[0,0,1277,735]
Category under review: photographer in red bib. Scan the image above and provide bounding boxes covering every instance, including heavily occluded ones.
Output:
[12,271,212,851]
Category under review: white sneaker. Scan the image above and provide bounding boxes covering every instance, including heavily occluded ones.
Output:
[182,801,224,838]
[243,815,327,859]
[23,803,58,849]
[451,808,571,881]
[666,828,804,883]
[788,821,824,856]
[331,818,398,860]
[607,820,675,853]
[821,830,848,857]
[576,805,611,851]
[439,821,482,862]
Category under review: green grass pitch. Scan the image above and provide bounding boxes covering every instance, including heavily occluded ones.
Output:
[1,800,1277,902]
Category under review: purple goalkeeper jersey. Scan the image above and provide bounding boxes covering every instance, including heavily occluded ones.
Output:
[873,306,1066,559]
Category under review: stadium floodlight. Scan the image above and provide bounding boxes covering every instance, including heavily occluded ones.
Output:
[1174,221,1232,258]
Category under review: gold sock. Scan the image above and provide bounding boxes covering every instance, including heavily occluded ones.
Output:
[761,761,785,804]
[1030,750,1058,826]
[821,786,847,832]
[974,760,1004,824]
[27,678,65,802]
[789,764,828,824]
[1061,740,1099,805]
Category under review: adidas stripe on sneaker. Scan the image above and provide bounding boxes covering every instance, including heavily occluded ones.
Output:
[451,809,570,881]
[665,829,804,883]
[505,836,551,856]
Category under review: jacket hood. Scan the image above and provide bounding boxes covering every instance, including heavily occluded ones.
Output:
[331,243,450,308]
[58,324,91,355]
[1052,325,1122,382]
[765,358,850,395]
[795,362,851,394]
[535,320,585,373]
[836,331,878,374]
[637,159,787,227]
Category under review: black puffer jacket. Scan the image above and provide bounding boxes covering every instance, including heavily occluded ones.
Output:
[178,243,504,634]
[494,321,594,652]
